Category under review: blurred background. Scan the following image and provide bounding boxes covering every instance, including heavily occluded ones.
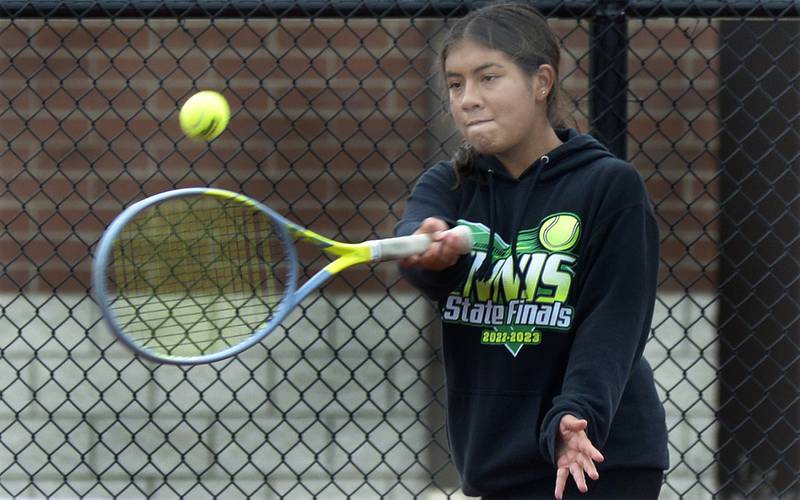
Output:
[0,1,798,498]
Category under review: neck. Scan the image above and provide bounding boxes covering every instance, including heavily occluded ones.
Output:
[497,127,563,178]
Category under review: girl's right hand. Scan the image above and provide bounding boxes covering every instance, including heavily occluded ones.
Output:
[554,414,605,499]
[400,217,464,271]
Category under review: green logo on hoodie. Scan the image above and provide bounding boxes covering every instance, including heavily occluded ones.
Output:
[441,214,581,356]
[539,214,581,252]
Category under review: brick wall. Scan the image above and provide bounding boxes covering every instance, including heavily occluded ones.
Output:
[0,17,719,295]
[628,19,721,294]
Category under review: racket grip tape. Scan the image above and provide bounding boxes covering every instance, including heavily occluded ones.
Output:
[370,225,473,261]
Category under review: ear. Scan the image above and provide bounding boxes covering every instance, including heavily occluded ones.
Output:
[532,64,557,102]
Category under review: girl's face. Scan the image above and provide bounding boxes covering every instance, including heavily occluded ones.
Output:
[445,40,549,163]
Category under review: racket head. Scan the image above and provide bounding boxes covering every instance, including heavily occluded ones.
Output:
[92,187,299,365]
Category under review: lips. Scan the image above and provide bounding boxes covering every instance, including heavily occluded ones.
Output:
[466,119,492,127]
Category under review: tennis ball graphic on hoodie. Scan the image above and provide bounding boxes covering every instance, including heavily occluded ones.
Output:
[539,214,581,253]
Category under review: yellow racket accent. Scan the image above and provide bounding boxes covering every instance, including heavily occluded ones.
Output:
[210,187,372,273]
[208,187,372,273]
[288,225,374,274]
[323,243,374,274]
[206,187,259,205]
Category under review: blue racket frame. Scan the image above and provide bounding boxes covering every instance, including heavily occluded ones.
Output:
[92,187,308,365]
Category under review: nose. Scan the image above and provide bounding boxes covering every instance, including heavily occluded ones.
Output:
[460,80,482,111]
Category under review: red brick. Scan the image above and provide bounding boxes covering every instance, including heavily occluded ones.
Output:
[37,176,77,201]
[89,21,133,51]
[27,21,63,49]
[280,51,330,81]
[5,51,45,81]
[269,85,314,111]
[224,21,275,51]
[0,267,31,291]
[0,239,22,261]
[0,145,27,173]
[35,207,98,236]
[0,66,27,97]
[60,21,104,51]
[687,115,720,144]
[644,175,677,201]
[325,24,361,52]
[275,19,391,53]
[655,201,718,230]
[0,22,29,51]
[627,117,676,147]
[33,264,85,292]
[274,20,328,51]
[6,173,42,201]
[651,19,719,52]
[0,113,27,140]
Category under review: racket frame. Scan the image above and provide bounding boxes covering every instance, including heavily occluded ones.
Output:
[93,187,299,365]
[93,187,472,365]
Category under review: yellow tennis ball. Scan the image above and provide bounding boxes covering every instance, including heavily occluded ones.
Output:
[539,214,581,252]
[179,91,230,141]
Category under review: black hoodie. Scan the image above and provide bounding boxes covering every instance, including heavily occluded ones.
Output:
[395,129,669,496]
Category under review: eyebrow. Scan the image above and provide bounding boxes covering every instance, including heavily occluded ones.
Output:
[445,62,504,78]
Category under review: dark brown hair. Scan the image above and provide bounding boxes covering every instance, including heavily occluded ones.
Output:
[439,2,571,181]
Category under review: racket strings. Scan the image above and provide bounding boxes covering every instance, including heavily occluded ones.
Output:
[121,309,274,348]
[107,194,290,357]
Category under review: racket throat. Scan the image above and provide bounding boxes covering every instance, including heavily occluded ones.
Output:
[323,246,374,274]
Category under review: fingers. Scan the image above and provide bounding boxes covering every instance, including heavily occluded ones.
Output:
[402,241,458,271]
[426,240,461,270]
[560,415,588,434]
[554,467,569,500]
[436,229,468,254]
[576,435,604,464]
[403,219,465,270]
[582,454,600,481]
[570,462,588,493]
[583,442,605,464]
[554,458,598,500]
[415,217,448,235]
[554,414,603,497]
[399,255,419,267]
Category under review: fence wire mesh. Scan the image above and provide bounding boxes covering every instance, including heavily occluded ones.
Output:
[0,1,798,499]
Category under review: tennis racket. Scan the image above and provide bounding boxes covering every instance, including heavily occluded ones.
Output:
[92,187,473,365]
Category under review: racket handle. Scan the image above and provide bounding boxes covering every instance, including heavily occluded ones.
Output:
[371,225,473,261]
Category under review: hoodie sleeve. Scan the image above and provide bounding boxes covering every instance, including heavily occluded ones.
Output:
[538,166,660,465]
[394,162,473,302]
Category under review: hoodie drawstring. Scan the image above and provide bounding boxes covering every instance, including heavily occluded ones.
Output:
[511,155,549,294]
[475,155,550,289]
[477,169,496,281]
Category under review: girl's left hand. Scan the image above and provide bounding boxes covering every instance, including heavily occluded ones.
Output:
[554,414,605,499]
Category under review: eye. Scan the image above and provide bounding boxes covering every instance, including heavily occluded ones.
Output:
[447,81,461,90]
[482,74,498,83]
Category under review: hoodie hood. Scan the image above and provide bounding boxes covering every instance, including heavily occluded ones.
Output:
[475,128,617,183]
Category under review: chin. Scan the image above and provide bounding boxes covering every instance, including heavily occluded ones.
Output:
[463,133,487,151]
[469,139,503,156]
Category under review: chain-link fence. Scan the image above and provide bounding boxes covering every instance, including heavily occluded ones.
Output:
[0,1,798,498]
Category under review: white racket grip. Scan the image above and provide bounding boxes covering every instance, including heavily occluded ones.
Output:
[370,225,473,261]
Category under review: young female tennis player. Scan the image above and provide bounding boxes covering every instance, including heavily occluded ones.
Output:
[396,3,669,498]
